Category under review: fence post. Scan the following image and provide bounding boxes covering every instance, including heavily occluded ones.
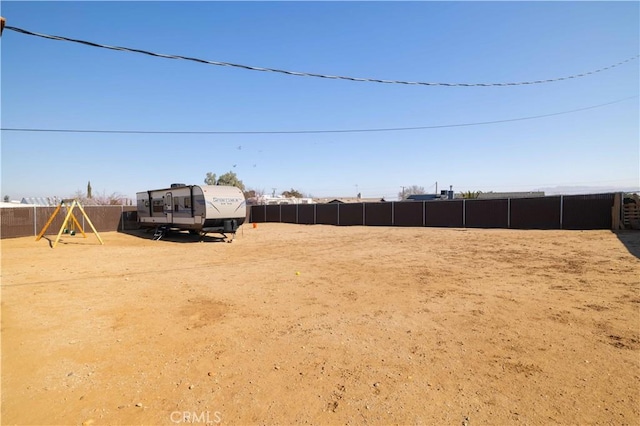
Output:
[314,204,317,225]
[507,198,511,229]
[391,202,395,226]
[423,201,426,227]
[296,204,299,224]
[33,205,37,236]
[362,203,365,225]
[560,195,564,229]
[279,204,282,223]
[337,203,340,226]
[463,199,466,228]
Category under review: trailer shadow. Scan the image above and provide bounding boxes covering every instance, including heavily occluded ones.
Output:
[614,230,640,259]
[118,228,232,243]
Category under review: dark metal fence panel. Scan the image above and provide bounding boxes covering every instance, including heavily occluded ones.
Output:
[316,204,339,225]
[465,199,509,228]
[281,205,297,223]
[339,203,364,226]
[510,197,561,229]
[297,204,315,224]
[562,193,615,230]
[1,207,36,238]
[250,205,266,223]
[394,202,424,227]
[425,200,464,227]
[365,202,393,226]
[265,205,281,222]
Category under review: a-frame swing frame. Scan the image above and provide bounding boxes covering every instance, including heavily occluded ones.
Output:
[36,199,104,248]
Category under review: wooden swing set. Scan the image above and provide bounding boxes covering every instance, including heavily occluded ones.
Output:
[36,199,104,248]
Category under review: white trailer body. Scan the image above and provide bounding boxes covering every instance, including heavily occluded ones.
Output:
[136,184,246,235]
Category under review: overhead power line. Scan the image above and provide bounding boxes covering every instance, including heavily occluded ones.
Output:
[1,96,636,135]
[5,25,639,87]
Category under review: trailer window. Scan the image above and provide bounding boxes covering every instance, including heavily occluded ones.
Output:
[152,199,163,213]
[184,197,191,209]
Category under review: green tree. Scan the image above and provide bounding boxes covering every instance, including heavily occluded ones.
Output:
[3,195,9,202]
[204,172,217,185]
[87,181,93,199]
[282,188,304,198]
[204,171,245,192]
[217,171,245,191]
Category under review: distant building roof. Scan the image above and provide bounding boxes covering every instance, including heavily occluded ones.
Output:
[406,194,442,201]
[256,195,315,205]
[0,201,33,208]
[477,191,545,199]
[21,197,58,206]
[313,197,382,204]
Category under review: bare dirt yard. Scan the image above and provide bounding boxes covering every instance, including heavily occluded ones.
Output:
[1,224,639,425]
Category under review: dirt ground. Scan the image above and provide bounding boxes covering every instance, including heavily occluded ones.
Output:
[1,224,639,425]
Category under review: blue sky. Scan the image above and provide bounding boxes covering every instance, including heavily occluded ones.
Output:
[1,1,638,201]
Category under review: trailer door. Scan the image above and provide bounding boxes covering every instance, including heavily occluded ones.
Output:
[165,192,173,223]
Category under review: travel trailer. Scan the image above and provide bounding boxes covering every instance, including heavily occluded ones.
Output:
[136,184,246,241]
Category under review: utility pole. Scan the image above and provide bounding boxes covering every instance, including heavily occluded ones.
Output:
[271,188,276,197]
[401,186,406,200]
[0,17,5,36]
[435,181,438,195]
